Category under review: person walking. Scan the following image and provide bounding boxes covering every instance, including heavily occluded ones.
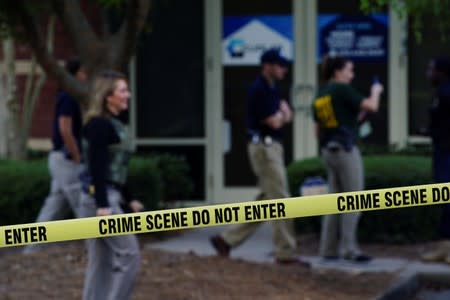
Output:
[210,48,303,265]
[80,70,142,300]
[23,57,86,254]
[421,56,450,264]
[313,55,383,262]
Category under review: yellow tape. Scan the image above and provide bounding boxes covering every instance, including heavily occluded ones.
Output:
[2,182,450,248]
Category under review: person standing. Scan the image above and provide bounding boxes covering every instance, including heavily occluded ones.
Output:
[313,55,383,262]
[79,70,142,300]
[421,56,450,263]
[210,48,303,265]
[23,57,86,254]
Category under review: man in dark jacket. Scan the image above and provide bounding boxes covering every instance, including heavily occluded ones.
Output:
[421,56,450,263]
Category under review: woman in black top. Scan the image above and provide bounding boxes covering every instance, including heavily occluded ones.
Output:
[80,70,142,300]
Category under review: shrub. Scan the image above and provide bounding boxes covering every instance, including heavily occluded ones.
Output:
[0,154,193,226]
[287,155,438,243]
[152,154,194,202]
[0,159,50,226]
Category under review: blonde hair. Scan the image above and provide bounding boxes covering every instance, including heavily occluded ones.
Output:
[84,70,127,124]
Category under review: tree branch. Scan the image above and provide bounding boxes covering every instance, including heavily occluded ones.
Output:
[16,1,88,103]
[51,0,102,71]
[23,16,56,141]
[110,0,151,70]
[101,8,112,40]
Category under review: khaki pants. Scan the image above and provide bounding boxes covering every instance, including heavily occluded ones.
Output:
[222,142,297,260]
[319,145,364,257]
[80,189,140,300]
[24,151,81,253]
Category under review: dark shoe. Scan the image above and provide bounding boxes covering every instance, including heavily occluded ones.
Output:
[276,257,311,268]
[344,253,372,263]
[322,255,339,261]
[210,235,230,257]
[353,254,372,262]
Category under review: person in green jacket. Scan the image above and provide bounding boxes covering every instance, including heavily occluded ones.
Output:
[312,55,383,262]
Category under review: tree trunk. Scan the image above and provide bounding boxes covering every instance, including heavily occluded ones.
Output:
[0,68,8,157]
[0,17,56,160]
[21,17,55,159]
[0,2,151,159]
[16,0,151,105]
[2,37,27,160]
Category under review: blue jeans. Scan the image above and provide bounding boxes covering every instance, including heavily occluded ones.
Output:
[433,147,450,239]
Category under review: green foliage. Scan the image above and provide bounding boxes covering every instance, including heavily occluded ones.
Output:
[97,0,126,10]
[0,159,51,226]
[359,143,432,156]
[288,155,438,243]
[127,157,163,211]
[360,0,450,42]
[151,154,194,202]
[0,154,193,226]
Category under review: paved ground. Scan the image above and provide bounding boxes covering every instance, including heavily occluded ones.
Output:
[417,290,450,300]
[146,223,275,263]
[147,223,450,298]
[146,223,450,275]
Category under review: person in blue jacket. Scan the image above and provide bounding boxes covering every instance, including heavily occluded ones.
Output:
[421,56,450,264]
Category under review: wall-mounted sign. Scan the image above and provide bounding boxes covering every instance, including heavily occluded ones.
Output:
[223,16,293,66]
[318,14,388,62]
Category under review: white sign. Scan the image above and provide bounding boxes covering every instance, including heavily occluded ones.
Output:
[223,18,293,66]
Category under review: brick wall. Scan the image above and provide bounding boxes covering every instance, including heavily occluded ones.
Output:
[13,1,101,140]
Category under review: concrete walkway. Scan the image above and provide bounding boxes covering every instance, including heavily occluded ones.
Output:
[145,223,275,263]
[145,223,450,275]
[146,224,450,299]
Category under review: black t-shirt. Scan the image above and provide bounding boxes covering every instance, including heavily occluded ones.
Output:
[51,91,82,153]
[430,80,450,150]
[246,75,282,140]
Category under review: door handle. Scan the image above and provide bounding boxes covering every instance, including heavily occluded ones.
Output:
[223,119,231,154]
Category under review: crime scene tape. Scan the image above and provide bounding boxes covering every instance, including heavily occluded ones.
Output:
[1,182,450,248]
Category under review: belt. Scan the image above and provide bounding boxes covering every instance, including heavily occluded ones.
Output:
[52,148,77,161]
[249,134,279,145]
[326,146,340,153]
[323,141,342,153]
[85,181,123,196]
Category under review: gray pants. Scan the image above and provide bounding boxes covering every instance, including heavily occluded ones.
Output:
[222,142,297,260]
[23,151,81,253]
[80,189,140,300]
[319,145,364,258]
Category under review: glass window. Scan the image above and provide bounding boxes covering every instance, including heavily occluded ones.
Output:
[136,0,204,138]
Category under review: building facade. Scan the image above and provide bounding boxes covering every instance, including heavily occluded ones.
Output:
[28,0,450,204]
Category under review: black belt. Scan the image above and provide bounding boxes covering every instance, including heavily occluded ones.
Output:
[322,141,342,153]
[325,145,340,153]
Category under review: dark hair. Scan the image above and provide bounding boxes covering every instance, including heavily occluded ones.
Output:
[433,56,450,78]
[65,57,82,76]
[321,54,351,81]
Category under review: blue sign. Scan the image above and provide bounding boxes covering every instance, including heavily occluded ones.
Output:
[318,14,388,63]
